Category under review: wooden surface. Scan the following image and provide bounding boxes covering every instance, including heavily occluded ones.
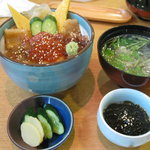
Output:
[0,0,150,150]
[49,1,132,23]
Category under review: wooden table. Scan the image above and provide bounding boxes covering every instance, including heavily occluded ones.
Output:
[0,0,150,149]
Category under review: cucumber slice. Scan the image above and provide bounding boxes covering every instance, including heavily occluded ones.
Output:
[45,105,64,135]
[37,108,53,139]
[24,115,44,140]
[30,17,42,35]
[21,122,42,147]
[41,15,57,34]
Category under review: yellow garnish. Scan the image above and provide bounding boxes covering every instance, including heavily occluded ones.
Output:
[8,4,30,30]
[53,0,70,32]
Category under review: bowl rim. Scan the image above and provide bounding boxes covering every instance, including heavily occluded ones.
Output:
[7,95,74,150]
[98,88,150,139]
[97,24,150,78]
[0,10,94,67]
[126,0,150,12]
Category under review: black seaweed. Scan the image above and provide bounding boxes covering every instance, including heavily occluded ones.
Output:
[103,101,150,136]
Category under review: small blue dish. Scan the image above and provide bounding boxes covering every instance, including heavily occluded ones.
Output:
[7,95,73,150]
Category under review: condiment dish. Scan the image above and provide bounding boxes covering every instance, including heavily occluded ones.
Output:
[97,88,150,147]
[7,95,73,150]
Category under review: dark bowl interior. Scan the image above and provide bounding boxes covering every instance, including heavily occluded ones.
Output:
[126,0,150,21]
[7,95,73,150]
[97,25,150,89]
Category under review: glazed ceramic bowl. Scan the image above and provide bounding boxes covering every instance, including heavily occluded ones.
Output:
[0,11,94,94]
[97,88,150,148]
[97,25,150,89]
[7,95,73,150]
[126,0,150,21]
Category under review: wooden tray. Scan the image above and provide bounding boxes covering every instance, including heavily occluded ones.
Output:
[49,1,132,23]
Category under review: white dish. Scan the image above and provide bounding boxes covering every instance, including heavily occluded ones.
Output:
[97,88,150,148]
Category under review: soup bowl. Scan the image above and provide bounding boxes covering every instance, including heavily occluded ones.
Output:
[97,25,150,89]
[0,11,94,94]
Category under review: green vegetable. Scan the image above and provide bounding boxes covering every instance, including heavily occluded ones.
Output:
[37,108,53,139]
[44,104,64,135]
[41,15,57,34]
[66,41,79,56]
[30,17,42,36]
[20,104,65,148]
[102,47,115,61]
[102,35,150,77]
[109,58,125,70]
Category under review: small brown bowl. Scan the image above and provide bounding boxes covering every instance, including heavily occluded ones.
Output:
[126,0,150,21]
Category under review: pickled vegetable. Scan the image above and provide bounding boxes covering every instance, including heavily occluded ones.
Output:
[21,122,42,147]
[37,108,53,139]
[45,104,64,135]
[41,15,58,34]
[8,4,30,30]
[24,115,44,139]
[30,17,42,35]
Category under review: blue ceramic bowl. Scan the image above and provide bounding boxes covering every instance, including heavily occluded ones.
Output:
[7,95,73,150]
[97,88,150,148]
[0,11,94,94]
